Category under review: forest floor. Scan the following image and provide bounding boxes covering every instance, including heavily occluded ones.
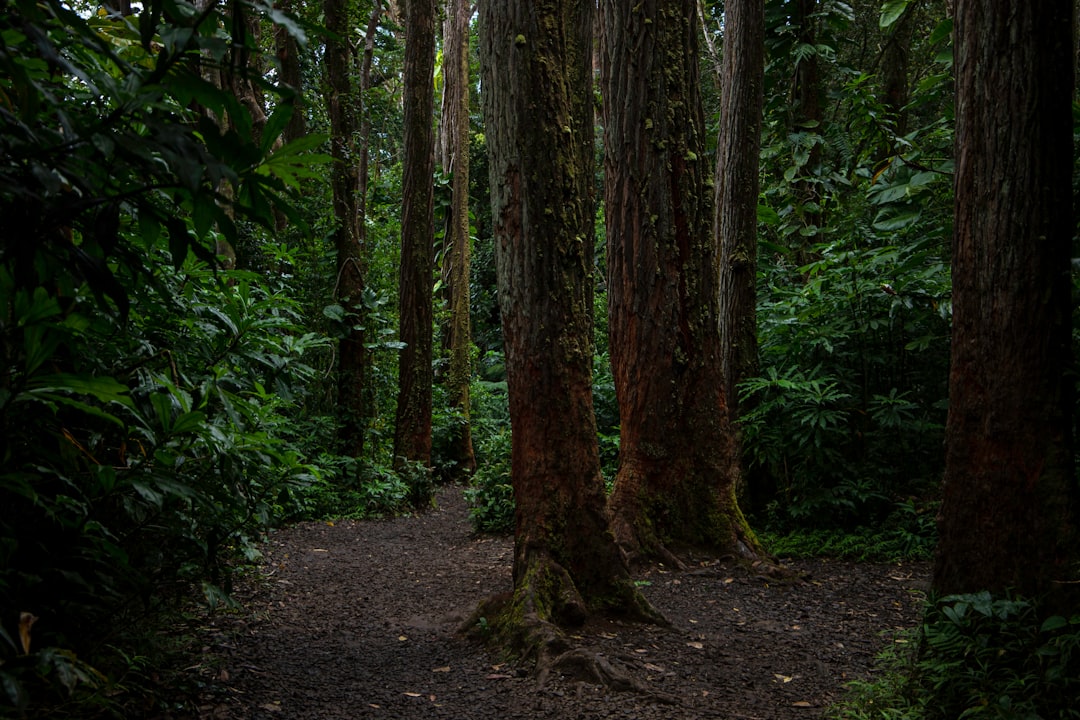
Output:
[164,485,928,720]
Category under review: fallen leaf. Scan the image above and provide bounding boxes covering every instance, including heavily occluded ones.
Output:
[793,701,813,708]
[18,612,37,655]
[368,704,380,709]
[326,521,335,527]
[686,641,704,649]
[634,648,648,654]
[774,674,794,683]
[643,663,665,672]
[485,673,513,680]
[428,695,436,701]
[791,625,801,630]
[398,635,408,641]
[432,666,451,673]
[403,692,423,697]
[724,577,734,584]
[260,703,282,712]
[311,548,328,553]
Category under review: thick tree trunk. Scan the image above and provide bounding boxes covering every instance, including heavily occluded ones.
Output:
[436,0,477,479]
[393,0,436,471]
[934,0,1077,611]
[716,0,765,415]
[477,0,656,652]
[599,0,763,566]
[325,0,368,458]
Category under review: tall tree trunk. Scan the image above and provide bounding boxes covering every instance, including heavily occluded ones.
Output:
[791,0,823,250]
[716,0,765,415]
[476,0,657,655]
[436,0,477,478]
[274,0,307,144]
[934,0,1077,612]
[879,1,914,134]
[393,0,436,472]
[325,0,368,458]
[600,0,764,566]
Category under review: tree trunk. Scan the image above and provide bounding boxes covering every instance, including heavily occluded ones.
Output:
[716,0,765,415]
[274,0,307,144]
[879,1,913,134]
[435,0,477,479]
[599,0,764,566]
[791,0,823,250]
[393,0,436,472]
[476,0,657,654]
[325,0,368,458]
[934,0,1077,612]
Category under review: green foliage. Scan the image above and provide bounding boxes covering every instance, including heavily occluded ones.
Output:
[762,500,937,562]
[464,377,514,533]
[830,594,1080,720]
[744,1,954,529]
[0,0,336,713]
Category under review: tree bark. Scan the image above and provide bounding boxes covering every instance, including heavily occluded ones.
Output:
[716,0,765,416]
[436,0,477,479]
[879,1,914,134]
[599,0,763,566]
[393,0,437,471]
[274,0,307,144]
[934,0,1077,611]
[325,0,368,458]
[477,0,657,651]
[791,0,823,250]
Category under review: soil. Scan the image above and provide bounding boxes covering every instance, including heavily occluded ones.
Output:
[170,485,928,720]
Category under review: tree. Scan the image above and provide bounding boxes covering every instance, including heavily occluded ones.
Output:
[325,0,368,457]
[436,0,477,479]
[933,0,1077,610]
[393,0,437,472]
[476,0,656,656]
[716,0,766,414]
[599,0,764,565]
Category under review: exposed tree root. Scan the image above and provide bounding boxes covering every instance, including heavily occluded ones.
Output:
[540,647,681,705]
[460,552,674,699]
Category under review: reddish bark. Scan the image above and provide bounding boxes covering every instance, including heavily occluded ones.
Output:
[934,0,1077,610]
[599,0,763,565]
[477,0,653,637]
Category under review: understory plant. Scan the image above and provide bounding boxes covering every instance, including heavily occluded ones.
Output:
[831,592,1080,720]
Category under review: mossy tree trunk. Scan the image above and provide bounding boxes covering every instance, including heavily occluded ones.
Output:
[435,0,477,479]
[716,0,765,414]
[599,0,764,566]
[934,0,1078,613]
[477,0,657,653]
[393,0,436,472]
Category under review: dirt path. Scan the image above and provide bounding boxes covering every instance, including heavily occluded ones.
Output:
[175,486,927,719]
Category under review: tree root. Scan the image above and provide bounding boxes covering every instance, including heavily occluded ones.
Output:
[538,647,681,705]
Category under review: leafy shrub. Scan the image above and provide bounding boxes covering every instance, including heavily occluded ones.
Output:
[464,377,514,533]
[0,1,327,711]
[762,499,937,562]
[830,593,1080,720]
